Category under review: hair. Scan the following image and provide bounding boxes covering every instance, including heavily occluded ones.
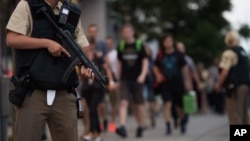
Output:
[160,33,175,51]
[225,31,239,47]
[121,24,134,31]
[88,24,98,29]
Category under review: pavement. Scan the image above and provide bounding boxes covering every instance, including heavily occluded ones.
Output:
[76,113,229,141]
[7,111,229,141]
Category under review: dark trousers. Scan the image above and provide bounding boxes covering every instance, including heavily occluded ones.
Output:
[208,91,225,114]
[84,88,104,133]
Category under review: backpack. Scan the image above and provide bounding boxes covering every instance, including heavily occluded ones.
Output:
[118,40,142,52]
[153,51,167,95]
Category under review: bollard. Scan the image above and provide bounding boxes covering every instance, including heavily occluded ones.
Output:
[0,76,10,141]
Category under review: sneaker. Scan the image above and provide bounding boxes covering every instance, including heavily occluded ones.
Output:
[116,126,127,138]
[135,127,144,138]
[166,122,172,135]
[108,122,116,133]
[180,120,187,134]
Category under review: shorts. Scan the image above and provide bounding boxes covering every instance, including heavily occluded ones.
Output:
[120,81,144,104]
[161,83,185,108]
[143,85,155,102]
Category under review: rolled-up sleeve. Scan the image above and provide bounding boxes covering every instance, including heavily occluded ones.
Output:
[6,0,32,36]
[219,50,238,70]
[75,20,89,48]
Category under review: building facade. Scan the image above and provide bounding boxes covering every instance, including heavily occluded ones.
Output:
[79,0,108,39]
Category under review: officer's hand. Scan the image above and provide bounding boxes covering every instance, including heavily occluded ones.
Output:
[47,40,71,57]
[82,68,95,80]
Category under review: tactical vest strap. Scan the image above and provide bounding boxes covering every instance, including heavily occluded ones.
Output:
[135,40,142,52]
[62,57,80,84]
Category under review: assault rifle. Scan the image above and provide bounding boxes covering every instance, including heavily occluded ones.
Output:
[38,6,108,88]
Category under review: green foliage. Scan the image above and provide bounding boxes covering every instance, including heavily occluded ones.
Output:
[109,0,232,65]
[8,136,14,141]
[238,24,250,39]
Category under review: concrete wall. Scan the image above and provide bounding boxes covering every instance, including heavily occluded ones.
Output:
[79,0,107,39]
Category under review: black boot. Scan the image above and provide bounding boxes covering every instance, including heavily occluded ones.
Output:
[166,122,172,135]
[116,126,127,138]
[180,119,187,134]
[136,126,144,138]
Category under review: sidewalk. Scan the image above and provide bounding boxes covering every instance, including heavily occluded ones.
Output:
[9,112,228,141]
[77,113,229,141]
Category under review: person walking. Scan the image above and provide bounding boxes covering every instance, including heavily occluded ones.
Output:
[215,31,250,125]
[116,24,149,138]
[87,24,108,56]
[144,47,159,128]
[80,37,115,141]
[207,59,224,114]
[87,24,109,131]
[105,36,119,132]
[196,62,209,112]
[6,0,93,141]
[176,41,198,128]
[154,34,192,135]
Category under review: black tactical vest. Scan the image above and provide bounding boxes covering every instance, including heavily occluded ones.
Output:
[225,46,250,86]
[14,0,81,90]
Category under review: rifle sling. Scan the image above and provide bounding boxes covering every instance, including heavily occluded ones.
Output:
[61,57,79,84]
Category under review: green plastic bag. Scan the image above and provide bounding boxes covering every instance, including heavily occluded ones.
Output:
[183,91,197,114]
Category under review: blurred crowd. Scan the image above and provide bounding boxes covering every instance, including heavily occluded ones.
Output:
[50,23,229,141]
[4,1,249,141]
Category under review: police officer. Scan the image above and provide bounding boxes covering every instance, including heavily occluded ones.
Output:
[6,0,93,141]
[215,31,250,125]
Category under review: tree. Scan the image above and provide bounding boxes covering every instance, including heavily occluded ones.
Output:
[108,0,232,65]
[238,24,250,40]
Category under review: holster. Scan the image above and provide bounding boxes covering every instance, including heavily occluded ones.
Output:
[9,75,32,107]
[71,87,84,119]
[224,83,237,98]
